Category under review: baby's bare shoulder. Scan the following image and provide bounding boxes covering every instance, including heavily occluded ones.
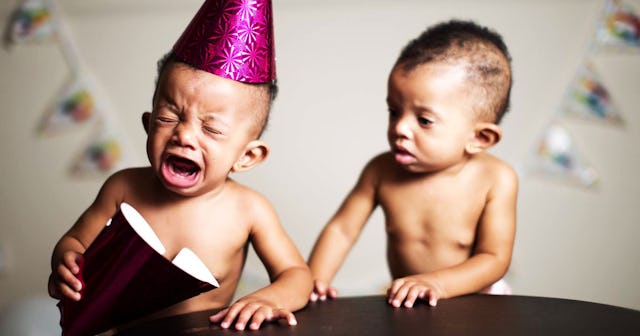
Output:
[226,179,268,202]
[471,153,518,188]
[368,151,396,168]
[363,151,400,176]
[226,179,277,217]
[105,167,153,186]
[93,167,153,202]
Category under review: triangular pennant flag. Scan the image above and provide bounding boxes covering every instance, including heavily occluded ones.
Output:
[4,0,57,47]
[525,122,599,188]
[592,0,640,52]
[37,75,100,136]
[68,120,129,178]
[558,62,624,126]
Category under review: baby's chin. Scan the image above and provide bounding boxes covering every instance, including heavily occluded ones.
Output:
[394,160,439,174]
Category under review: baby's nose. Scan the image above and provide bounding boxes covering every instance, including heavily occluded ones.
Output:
[391,117,411,138]
[172,122,197,148]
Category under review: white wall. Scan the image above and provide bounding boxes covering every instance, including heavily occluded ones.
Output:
[1,0,639,316]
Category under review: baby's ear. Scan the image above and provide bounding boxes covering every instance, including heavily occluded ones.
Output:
[232,140,270,172]
[465,122,502,154]
[142,112,151,134]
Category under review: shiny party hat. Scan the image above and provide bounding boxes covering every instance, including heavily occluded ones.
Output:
[173,0,276,83]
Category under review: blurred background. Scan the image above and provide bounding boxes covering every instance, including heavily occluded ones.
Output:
[1,0,639,333]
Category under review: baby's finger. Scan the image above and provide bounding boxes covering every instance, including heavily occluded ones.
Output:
[389,282,411,308]
[403,286,425,308]
[427,290,439,307]
[59,283,81,301]
[57,265,82,292]
[387,279,405,299]
[214,303,248,329]
[208,308,229,323]
[314,280,333,301]
[327,287,338,299]
[63,253,81,274]
[283,310,297,326]
[233,303,262,330]
[249,306,283,330]
[248,308,296,330]
[269,309,297,326]
[247,308,268,330]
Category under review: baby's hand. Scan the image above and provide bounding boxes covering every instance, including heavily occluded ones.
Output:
[209,297,297,331]
[309,279,337,302]
[48,251,83,301]
[387,276,442,308]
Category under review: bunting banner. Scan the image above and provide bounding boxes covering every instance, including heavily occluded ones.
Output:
[525,122,599,189]
[68,119,129,178]
[4,0,132,178]
[592,0,640,53]
[528,0,637,189]
[558,62,624,126]
[37,75,101,136]
[4,0,56,46]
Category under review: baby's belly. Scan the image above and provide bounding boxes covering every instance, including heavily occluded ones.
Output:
[386,239,472,278]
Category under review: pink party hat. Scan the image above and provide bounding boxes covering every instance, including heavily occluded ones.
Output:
[173,0,276,83]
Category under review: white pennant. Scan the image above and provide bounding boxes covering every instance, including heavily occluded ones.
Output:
[525,122,599,189]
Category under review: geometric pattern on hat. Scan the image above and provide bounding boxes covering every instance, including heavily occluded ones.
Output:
[173,0,276,83]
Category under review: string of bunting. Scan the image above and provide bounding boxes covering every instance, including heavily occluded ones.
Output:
[4,0,132,178]
[4,0,638,183]
[524,0,639,189]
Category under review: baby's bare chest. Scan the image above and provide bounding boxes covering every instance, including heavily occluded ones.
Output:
[139,208,251,278]
[377,178,487,242]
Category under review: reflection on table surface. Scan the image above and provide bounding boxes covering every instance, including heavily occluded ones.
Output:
[117,294,640,336]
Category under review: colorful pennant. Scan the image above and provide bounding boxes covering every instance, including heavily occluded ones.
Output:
[593,0,640,52]
[37,76,100,136]
[4,0,131,177]
[558,62,624,126]
[526,122,599,189]
[68,120,127,178]
[524,0,638,189]
[5,0,56,45]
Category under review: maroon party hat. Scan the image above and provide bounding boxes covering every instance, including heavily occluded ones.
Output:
[173,0,276,83]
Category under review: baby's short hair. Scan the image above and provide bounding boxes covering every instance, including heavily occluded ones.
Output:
[153,52,277,138]
[395,20,512,124]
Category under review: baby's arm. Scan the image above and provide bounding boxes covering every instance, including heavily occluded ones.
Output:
[209,193,312,331]
[48,171,125,301]
[388,164,518,307]
[307,157,380,301]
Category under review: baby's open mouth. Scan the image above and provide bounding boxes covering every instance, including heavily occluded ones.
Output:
[161,155,201,189]
[166,155,200,176]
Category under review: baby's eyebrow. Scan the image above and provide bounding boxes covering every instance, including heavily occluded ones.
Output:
[156,96,180,112]
[201,114,230,129]
[416,105,439,116]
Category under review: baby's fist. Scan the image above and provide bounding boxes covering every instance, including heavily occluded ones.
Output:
[310,280,337,302]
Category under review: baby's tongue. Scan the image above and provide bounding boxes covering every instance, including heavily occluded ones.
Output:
[171,157,198,175]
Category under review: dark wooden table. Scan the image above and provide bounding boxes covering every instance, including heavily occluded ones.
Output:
[115,295,640,335]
